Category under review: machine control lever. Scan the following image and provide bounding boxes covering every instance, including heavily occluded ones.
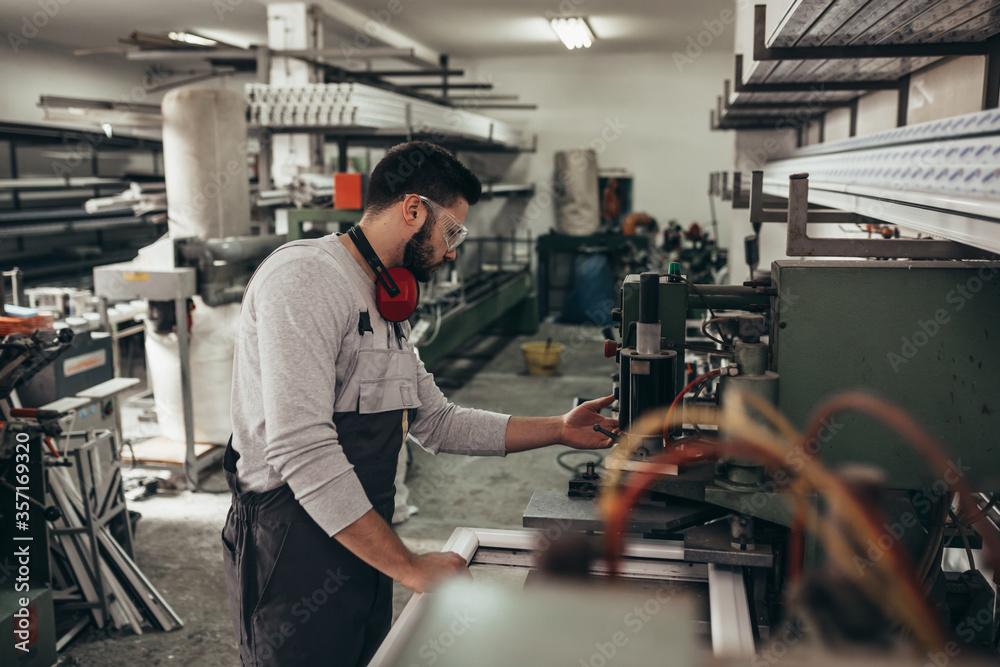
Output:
[592,424,620,442]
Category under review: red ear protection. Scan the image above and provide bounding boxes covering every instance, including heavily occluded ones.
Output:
[375,267,419,323]
[348,226,420,322]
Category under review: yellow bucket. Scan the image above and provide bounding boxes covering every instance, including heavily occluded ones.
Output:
[521,341,565,376]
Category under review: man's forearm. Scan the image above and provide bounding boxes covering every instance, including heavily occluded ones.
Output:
[334,509,469,592]
[504,416,564,453]
[334,509,415,581]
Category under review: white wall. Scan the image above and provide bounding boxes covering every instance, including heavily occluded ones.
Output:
[0,39,250,131]
[457,49,736,248]
[824,106,851,143]
[907,56,985,124]
[0,41,149,126]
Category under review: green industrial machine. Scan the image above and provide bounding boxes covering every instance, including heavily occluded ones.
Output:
[615,261,1000,493]
[527,258,1000,653]
[283,208,363,240]
[771,260,1000,491]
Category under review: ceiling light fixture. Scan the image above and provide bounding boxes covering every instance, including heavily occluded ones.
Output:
[549,18,594,50]
[167,32,218,47]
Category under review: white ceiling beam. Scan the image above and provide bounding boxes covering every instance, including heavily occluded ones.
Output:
[317,0,439,67]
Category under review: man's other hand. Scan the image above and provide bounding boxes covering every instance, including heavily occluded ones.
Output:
[560,395,619,450]
[401,551,471,593]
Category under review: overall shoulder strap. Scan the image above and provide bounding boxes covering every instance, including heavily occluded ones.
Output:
[282,239,372,317]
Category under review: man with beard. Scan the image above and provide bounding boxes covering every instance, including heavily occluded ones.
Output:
[223,141,618,666]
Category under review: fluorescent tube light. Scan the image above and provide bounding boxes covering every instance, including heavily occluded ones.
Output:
[168,32,218,47]
[549,18,594,50]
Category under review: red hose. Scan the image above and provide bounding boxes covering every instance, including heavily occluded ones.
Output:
[663,369,721,441]
[44,437,60,458]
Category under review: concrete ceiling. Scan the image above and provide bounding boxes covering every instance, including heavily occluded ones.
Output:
[0,0,736,59]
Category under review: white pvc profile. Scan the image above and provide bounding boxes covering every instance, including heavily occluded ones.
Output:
[708,564,756,658]
[761,179,1000,255]
[246,82,523,147]
[368,528,710,667]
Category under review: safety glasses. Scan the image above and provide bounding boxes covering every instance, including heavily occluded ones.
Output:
[415,194,468,251]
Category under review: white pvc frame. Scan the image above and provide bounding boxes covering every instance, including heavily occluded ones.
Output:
[368,527,754,666]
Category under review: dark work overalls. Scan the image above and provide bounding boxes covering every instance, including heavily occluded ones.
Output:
[223,239,421,666]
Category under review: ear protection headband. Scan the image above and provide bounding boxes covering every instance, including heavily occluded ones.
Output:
[348,226,419,322]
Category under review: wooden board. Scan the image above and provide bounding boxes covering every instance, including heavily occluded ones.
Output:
[129,436,220,466]
[604,445,679,476]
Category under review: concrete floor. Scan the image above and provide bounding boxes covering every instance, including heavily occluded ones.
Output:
[60,322,615,666]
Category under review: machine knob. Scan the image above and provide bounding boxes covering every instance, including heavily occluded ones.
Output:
[603,340,618,358]
[610,308,622,322]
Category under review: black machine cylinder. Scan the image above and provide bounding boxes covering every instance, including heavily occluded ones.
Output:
[619,348,677,456]
[639,272,659,325]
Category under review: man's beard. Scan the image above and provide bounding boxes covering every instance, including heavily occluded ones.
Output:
[402,212,439,283]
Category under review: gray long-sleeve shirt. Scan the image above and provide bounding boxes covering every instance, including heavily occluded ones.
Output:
[231,234,509,536]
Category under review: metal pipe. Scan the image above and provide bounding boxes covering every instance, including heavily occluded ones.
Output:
[203,235,285,262]
[686,285,769,310]
[174,296,196,474]
[200,285,249,307]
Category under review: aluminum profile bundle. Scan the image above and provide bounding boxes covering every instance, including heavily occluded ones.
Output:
[246,82,523,147]
[46,432,182,635]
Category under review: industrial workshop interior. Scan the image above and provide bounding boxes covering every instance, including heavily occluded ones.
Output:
[4,0,1000,665]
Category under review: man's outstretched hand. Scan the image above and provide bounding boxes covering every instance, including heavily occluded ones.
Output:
[560,395,620,450]
[401,551,471,593]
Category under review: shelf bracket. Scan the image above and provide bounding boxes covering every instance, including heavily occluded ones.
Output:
[734,54,900,94]
[750,171,856,224]
[783,173,992,260]
[984,42,1000,110]
[732,172,749,209]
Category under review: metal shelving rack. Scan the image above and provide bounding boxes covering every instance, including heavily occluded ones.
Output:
[712,1,1000,134]
[37,44,540,194]
[755,107,1000,255]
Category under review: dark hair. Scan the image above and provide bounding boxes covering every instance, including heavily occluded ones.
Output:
[366,141,481,214]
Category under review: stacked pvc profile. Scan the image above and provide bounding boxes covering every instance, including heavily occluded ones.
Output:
[246,82,523,148]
